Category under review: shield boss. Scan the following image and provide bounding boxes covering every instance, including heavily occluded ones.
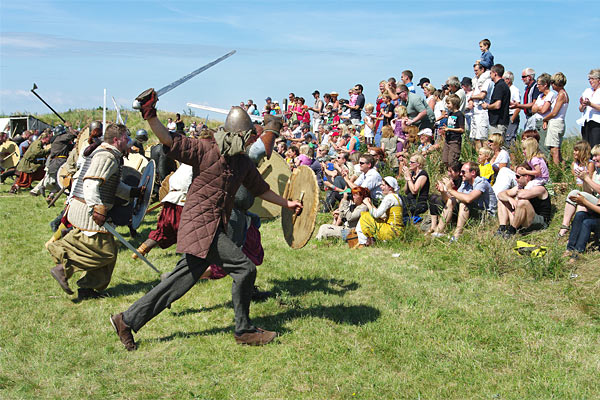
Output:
[249,152,291,219]
[281,165,319,249]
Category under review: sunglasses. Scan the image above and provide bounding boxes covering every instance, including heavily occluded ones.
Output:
[460,170,469,175]
[515,174,522,179]
[359,161,366,165]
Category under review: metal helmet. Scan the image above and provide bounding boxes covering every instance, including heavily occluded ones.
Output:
[224,106,255,134]
[53,124,66,135]
[90,121,103,133]
[136,129,148,141]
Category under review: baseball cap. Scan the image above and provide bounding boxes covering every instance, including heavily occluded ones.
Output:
[417,77,430,87]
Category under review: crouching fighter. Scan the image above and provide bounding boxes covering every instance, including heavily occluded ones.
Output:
[110,89,302,350]
[47,124,145,301]
[9,132,52,193]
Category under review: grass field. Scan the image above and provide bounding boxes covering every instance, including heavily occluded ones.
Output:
[1,111,599,399]
[0,178,599,399]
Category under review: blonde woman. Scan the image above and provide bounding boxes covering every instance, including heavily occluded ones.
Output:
[423,83,437,111]
[486,132,511,172]
[542,72,569,164]
[531,73,556,157]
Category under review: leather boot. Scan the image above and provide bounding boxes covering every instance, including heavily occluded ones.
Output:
[50,264,74,295]
[260,115,282,159]
[9,184,19,194]
[132,238,158,260]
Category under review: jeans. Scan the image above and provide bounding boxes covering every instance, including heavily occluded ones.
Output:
[324,175,347,211]
[567,211,600,253]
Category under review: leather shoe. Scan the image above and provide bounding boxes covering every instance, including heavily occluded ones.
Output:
[50,264,74,295]
[110,313,137,351]
[234,328,277,346]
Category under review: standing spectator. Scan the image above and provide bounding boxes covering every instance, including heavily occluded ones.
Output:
[166,118,176,132]
[531,73,556,157]
[416,77,430,91]
[512,68,541,130]
[423,83,437,111]
[309,90,324,134]
[347,84,365,126]
[175,113,185,133]
[401,70,416,93]
[482,64,511,137]
[330,92,340,112]
[397,84,435,131]
[285,93,296,121]
[440,94,465,168]
[477,39,494,70]
[542,72,569,165]
[363,103,376,145]
[503,71,521,148]
[391,105,408,153]
[446,77,466,113]
[579,68,600,148]
[461,77,474,132]
[470,63,493,151]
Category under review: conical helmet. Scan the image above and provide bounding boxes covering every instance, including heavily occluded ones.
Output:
[224,106,255,134]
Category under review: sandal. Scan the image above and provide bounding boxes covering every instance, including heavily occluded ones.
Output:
[557,224,569,238]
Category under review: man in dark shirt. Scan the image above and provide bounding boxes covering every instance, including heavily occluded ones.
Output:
[348,84,365,125]
[512,67,540,130]
[482,64,511,137]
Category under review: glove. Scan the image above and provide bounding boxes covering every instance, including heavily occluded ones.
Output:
[92,205,107,226]
[130,186,146,199]
[135,88,158,120]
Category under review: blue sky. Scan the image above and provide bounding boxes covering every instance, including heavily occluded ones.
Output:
[1,1,598,134]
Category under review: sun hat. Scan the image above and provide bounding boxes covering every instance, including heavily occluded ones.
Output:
[418,128,433,136]
[383,176,399,192]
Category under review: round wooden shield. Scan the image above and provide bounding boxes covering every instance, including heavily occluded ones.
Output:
[57,163,71,189]
[131,160,156,229]
[124,152,149,173]
[281,165,319,249]
[0,141,20,170]
[249,152,291,219]
[159,171,174,202]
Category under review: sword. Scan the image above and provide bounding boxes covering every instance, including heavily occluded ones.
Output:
[133,50,236,109]
[103,223,161,274]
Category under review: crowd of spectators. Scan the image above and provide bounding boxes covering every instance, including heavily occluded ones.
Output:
[238,39,599,262]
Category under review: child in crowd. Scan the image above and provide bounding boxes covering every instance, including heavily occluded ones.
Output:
[440,94,465,168]
[380,125,399,174]
[478,146,495,183]
[391,105,408,153]
[349,88,359,107]
[478,38,494,70]
[363,103,376,145]
[296,144,313,167]
[572,140,594,186]
[519,137,549,187]
[417,128,435,156]
[285,146,299,169]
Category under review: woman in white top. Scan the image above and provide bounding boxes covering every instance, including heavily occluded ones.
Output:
[531,73,557,156]
[579,68,600,148]
[354,176,404,248]
[487,133,510,172]
[542,72,569,165]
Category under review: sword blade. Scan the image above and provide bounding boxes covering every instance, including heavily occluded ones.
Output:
[104,223,161,274]
[156,50,236,97]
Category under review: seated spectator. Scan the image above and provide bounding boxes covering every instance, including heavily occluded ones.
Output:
[432,162,497,241]
[296,144,313,167]
[496,163,552,237]
[380,126,399,174]
[558,144,600,237]
[342,153,383,200]
[322,151,352,211]
[417,128,437,156]
[285,145,299,169]
[521,137,549,187]
[478,146,495,182]
[355,176,404,248]
[276,139,287,158]
[564,193,600,263]
[400,153,430,219]
[487,132,511,172]
[427,162,462,234]
[368,146,386,172]
[316,187,370,241]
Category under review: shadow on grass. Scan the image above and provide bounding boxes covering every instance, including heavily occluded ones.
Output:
[171,301,233,317]
[148,304,380,345]
[268,277,360,296]
[105,279,161,297]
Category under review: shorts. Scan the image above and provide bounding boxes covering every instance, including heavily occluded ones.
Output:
[470,112,489,140]
[545,119,565,148]
[489,124,507,136]
[526,213,548,231]
[442,141,461,166]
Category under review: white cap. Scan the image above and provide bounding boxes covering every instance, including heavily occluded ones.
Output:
[383,176,399,192]
[418,128,433,136]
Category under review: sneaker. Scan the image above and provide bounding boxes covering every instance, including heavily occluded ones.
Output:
[110,313,137,351]
[431,232,444,238]
[50,264,74,295]
[494,226,506,236]
[234,328,277,346]
[449,236,458,243]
